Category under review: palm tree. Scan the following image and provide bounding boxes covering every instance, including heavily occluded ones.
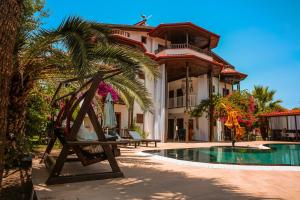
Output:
[252,85,283,113]
[0,0,23,185]
[7,17,158,162]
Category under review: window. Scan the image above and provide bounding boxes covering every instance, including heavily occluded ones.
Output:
[141,36,147,44]
[158,44,164,49]
[136,114,144,124]
[169,90,174,98]
[176,89,183,97]
[138,72,145,80]
[212,85,216,93]
[223,88,230,97]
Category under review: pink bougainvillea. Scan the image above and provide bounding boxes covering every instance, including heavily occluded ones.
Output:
[97,81,119,102]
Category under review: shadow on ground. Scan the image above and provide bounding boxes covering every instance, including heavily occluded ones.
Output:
[1,168,33,200]
[33,149,281,200]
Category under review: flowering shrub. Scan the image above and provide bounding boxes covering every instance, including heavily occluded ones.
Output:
[238,95,256,129]
[191,90,257,134]
[97,82,119,102]
[222,103,245,142]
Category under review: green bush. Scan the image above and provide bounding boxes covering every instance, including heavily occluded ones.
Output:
[25,82,56,149]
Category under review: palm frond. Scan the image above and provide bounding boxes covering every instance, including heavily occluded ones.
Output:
[105,74,152,110]
[18,16,159,112]
[90,44,159,79]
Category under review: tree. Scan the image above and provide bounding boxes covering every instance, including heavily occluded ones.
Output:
[191,90,257,142]
[6,16,158,168]
[252,85,284,114]
[0,0,23,186]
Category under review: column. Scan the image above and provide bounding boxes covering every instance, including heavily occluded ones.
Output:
[185,62,189,142]
[164,33,168,48]
[208,69,214,141]
[154,64,166,141]
[186,32,189,46]
[164,65,168,142]
[295,116,298,140]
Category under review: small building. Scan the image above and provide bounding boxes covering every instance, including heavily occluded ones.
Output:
[103,19,247,142]
[259,110,300,140]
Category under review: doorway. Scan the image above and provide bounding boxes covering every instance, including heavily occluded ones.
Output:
[115,112,121,134]
[177,118,184,140]
[168,119,175,140]
[188,119,194,140]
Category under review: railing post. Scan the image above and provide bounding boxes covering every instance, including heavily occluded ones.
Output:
[164,33,168,48]
[186,32,189,46]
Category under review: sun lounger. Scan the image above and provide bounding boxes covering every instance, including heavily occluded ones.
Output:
[128,131,160,147]
[107,130,139,148]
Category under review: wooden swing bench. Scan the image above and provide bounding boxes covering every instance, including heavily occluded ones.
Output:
[41,72,127,185]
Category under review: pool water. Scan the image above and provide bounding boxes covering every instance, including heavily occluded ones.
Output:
[144,144,300,166]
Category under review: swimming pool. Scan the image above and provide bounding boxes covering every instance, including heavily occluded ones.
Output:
[144,144,300,166]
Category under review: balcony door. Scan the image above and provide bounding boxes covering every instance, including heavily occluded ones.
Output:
[177,118,184,140]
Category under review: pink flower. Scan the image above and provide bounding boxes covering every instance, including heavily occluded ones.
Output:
[97,82,119,102]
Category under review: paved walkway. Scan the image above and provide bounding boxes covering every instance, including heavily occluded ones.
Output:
[32,141,300,200]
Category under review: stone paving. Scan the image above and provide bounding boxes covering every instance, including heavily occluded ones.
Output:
[32,141,300,200]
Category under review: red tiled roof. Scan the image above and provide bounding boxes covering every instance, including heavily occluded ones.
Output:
[259,109,300,117]
[221,67,247,79]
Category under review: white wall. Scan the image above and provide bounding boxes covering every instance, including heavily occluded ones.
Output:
[125,30,166,53]
[197,74,209,101]
[213,77,233,96]
[126,30,151,51]
[114,104,128,130]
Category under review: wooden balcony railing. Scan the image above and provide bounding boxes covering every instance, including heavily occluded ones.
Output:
[155,43,212,57]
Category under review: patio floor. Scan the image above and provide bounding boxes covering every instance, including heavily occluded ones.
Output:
[32,141,300,200]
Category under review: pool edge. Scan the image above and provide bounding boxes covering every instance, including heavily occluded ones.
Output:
[136,151,300,172]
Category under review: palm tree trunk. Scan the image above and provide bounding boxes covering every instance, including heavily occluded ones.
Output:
[7,73,34,145]
[0,0,22,186]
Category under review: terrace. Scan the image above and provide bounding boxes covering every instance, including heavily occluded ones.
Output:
[154,43,213,58]
[32,141,300,200]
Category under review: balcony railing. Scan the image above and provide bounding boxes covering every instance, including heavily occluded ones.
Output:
[111,29,130,38]
[168,94,196,108]
[155,43,212,56]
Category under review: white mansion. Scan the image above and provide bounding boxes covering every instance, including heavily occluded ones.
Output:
[104,19,247,142]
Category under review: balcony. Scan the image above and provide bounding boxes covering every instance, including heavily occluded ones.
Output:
[168,94,196,109]
[111,29,130,38]
[155,43,212,57]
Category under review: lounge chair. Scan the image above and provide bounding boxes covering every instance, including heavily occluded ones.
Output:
[41,73,127,185]
[107,130,139,148]
[128,131,160,147]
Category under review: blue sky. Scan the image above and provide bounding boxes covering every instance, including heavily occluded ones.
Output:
[43,0,300,108]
